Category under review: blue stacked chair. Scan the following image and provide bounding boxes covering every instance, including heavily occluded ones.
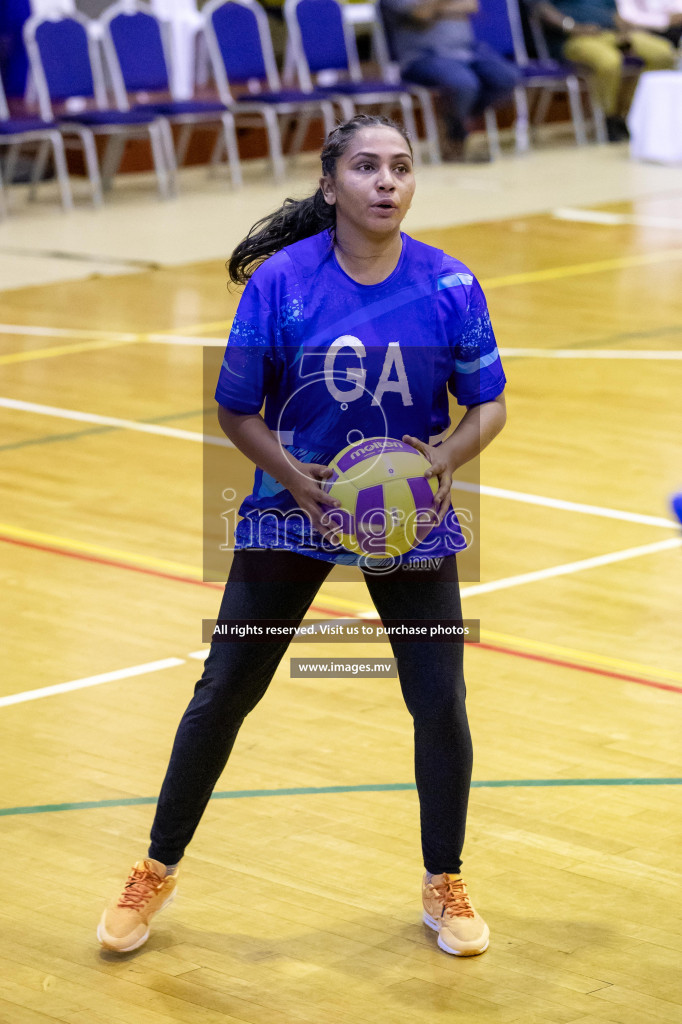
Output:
[202,0,336,182]
[339,1,441,163]
[284,0,421,161]
[23,10,176,204]
[100,0,242,188]
[0,68,72,214]
[471,0,606,147]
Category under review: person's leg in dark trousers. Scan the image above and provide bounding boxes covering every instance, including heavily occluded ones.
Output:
[148,549,332,866]
[362,555,472,874]
[469,47,521,118]
[401,54,482,143]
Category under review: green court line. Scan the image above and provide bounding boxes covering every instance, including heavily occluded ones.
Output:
[0,406,212,453]
[2,778,681,818]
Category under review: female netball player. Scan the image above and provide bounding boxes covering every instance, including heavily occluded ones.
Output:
[98,114,507,959]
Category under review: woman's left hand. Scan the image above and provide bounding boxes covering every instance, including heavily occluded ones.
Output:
[402,434,454,522]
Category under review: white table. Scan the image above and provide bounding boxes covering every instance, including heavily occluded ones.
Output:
[628,70,682,165]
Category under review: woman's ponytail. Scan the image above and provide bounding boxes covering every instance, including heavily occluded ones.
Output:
[227,187,334,285]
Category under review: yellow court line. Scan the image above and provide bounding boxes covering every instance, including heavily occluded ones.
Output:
[150,249,682,338]
[0,326,231,365]
[5,247,682,362]
[480,629,682,684]
[315,592,682,684]
[1,521,362,599]
[3,521,680,684]
[481,247,682,290]
[0,337,139,367]
[0,522,203,577]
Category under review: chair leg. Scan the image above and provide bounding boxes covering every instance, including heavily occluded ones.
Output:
[593,102,608,144]
[513,86,530,154]
[411,86,441,164]
[101,135,126,192]
[337,96,356,121]
[158,119,178,195]
[65,125,103,207]
[148,123,173,200]
[175,123,193,167]
[208,129,225,175]
[583,80,608,143]
[532,88,552,127]
[4,142,21,185]
[398,94,421,167]
[220,113,243,189]
[483,107,502,160]
[49,132,73,211]
[288,110,312,160]
[566,75,587,146]
[27,140,50,201]
[261,107,285,183]
[320,100,336,137]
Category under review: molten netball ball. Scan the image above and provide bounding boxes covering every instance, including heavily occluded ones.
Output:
[321,436,439,558]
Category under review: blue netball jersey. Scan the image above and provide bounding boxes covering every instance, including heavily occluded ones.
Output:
[215,229,506,564]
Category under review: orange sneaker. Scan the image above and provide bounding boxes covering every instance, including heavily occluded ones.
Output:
[422,872,489,956]
[97,859,178,953]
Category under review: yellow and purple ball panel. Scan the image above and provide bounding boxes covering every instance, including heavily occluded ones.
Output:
[322,437,438,558]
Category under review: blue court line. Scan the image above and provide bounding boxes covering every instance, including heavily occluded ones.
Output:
[0,407,212,453]
[1,778,681,818]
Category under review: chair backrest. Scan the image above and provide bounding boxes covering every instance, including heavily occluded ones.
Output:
[471,0,529,66]
[100,0,172,105]
[202,0,281,99]
[284,0,361,89]
[23,11,108,120]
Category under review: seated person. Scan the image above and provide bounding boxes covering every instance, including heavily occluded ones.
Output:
[380,0,521,161]
[526,0,676,140]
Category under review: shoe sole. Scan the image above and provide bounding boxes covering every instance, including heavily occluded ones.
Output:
[423,910,489,957]
[97,889,176,953]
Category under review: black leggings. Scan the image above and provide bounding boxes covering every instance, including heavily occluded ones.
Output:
[149,550,473,874]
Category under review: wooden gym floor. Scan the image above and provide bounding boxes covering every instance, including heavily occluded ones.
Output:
[0,138,681,1024]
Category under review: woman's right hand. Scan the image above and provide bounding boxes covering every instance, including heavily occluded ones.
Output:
[282,457,342,538]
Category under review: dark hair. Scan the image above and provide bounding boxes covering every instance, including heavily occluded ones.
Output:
[227,114,413,285]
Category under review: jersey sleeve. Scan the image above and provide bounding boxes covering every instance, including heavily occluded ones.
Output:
[215,275,280,414]
[438,257,506,406]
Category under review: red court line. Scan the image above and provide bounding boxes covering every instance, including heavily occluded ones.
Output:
[0,534,346,617]
[0,534,224,590]
[2,532,680,694]
[476,642,682,695]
